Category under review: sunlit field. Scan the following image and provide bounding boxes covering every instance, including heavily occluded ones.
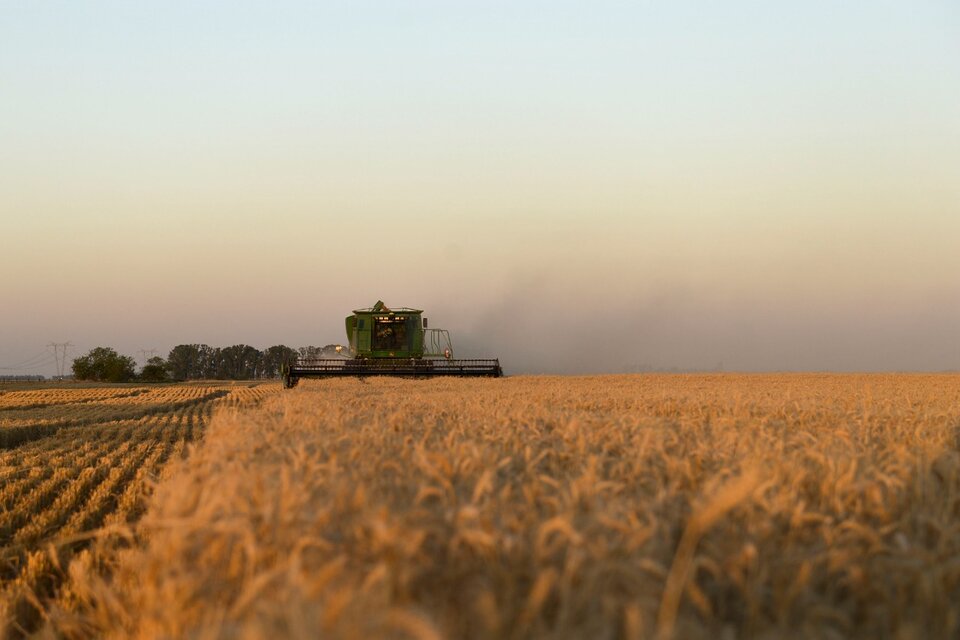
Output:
[0,381,274,637]
[8,374,956,639]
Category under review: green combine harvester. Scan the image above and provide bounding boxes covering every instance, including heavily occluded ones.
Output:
[282,301,503,388]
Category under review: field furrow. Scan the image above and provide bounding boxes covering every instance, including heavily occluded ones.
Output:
[0,382,279,638]
[0,389,231,450]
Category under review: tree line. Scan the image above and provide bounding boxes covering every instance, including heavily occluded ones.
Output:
[71,344,340,383]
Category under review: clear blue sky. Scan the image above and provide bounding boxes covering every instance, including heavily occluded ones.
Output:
[2,1,959,373]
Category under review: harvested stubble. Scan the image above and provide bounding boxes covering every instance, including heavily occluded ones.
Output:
[0,382,274,637]
[49,374,960,639]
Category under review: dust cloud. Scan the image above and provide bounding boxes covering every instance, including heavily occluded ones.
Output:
[447,283,960,375]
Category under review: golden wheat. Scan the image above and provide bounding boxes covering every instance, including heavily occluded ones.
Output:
[0,381,274,637]
[34,374,960,639]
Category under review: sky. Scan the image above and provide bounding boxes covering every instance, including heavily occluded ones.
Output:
[2,1,959,375]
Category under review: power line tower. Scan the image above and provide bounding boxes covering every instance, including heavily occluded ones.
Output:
[139,349,159,366]
[48,342,73,382]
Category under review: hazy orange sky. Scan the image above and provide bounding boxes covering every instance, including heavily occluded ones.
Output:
[2,2,959,374]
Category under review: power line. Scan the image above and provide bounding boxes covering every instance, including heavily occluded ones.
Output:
[0,356,57,371]
[15,359,56,371]
[0,353,52,369]
[2,351,53,368]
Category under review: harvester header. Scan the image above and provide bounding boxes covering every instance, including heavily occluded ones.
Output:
[282,301,502,387]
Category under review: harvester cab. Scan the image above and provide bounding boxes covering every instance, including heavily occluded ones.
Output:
[282,301,502,388]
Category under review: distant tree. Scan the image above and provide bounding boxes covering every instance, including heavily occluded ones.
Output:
[218,345,262,379]
[167,344,202,380]
[72,347,137,383]
[262,345,299,378]
[170,343,344,380]
[199,345,220,379]
[140,356,169,383]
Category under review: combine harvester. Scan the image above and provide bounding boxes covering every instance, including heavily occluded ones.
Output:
[282,301,502,388]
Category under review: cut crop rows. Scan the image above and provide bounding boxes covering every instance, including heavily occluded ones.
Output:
[0,382,278,637]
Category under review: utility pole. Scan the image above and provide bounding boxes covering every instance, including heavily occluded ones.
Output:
[47,342,73,382]
[139,349,159,366]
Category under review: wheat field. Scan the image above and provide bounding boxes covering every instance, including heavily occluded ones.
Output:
[0,382,274,638]
[5,374,954,639]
